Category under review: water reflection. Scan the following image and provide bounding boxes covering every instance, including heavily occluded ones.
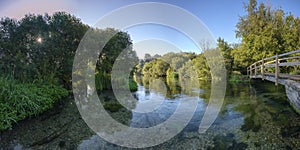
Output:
[132,76,300,149]
[134,75,210,98]
[0,77,299,149]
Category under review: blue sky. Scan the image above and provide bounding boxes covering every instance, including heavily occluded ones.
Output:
[0,0,300,57]
[72,0,300,43]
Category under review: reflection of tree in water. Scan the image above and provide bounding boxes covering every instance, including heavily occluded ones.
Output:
[133,74,143,85]
[166,77,181,96]
[141,76,173,98]
[134,75,212,99]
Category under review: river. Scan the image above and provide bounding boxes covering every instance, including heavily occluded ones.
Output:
[0,77,299,149]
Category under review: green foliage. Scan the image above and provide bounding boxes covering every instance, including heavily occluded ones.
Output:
[0,13,140,131]
[177,53,211,81]
[134,60,144,75]
[192,54,211,80]
[138,0,300,79]
[167,68,179,79]
[152,59,170,77]
[139,52,211,81]
[0,76,68,131]
[129,79,138,92]
[142,60,154,76]
[217,38,234,74]
[0,12,89,87]
[94,29,139,91]
[229,75,242,83]
[141,52,197,78]
[235,0,300,72]
[95,71,111,91]
[289,69,300,75]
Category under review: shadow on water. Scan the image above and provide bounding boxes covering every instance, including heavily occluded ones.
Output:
[0,77,299,149]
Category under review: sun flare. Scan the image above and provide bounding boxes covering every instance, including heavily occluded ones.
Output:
[37,37,42,43]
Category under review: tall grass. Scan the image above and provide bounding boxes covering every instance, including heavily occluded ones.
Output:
[0,76,68,131]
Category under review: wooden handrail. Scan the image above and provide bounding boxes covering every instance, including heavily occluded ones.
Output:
[278,49,300,57]
[247,50,300,85]
[263,50,300,61]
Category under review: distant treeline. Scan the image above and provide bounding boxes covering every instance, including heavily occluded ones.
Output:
[135,0,300,79]
[135,52,210,80]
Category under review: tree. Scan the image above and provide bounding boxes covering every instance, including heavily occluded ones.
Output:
[152,59,169,77]
[217,37,233,74]
[95,29,138,91]
[234,0,300,73]
[0,18,20,77]
[144,53,152,62]
[142,61,154,76]
[0,12,90,86]
[48,12,89,87]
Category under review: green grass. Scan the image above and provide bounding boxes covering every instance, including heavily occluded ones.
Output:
[0,76,68,131]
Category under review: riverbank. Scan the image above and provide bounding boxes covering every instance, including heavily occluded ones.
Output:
[0,95,93,149]
[0,91,132,149]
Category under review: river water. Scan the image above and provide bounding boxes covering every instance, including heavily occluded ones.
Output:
[1,77,299,149]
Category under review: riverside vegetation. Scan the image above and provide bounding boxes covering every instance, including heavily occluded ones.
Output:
[0,12,138,131]
[1,0,300,139]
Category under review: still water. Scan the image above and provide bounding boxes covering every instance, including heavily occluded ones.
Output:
[1,77,299,149]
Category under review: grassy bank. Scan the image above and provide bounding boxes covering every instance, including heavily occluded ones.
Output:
[228,71,250,83]
[0,76,68,131]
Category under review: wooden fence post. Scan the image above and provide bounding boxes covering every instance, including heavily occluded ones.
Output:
[294,59,297,74]
[250,65,252,77]
[254,63,257,77]
[247,67,249,76]
[261,58,264,80]
[275,53,279,86]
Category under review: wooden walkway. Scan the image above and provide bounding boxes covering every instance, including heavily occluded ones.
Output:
[247,50,300,85]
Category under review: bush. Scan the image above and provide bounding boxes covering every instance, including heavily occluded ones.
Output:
[0,76,68,131]
[229,74,249,83]
[229,75,242,83]
[129,79,138,92]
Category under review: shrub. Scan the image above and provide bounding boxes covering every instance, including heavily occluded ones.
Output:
[229,74,249,83]
[129,79,138,92]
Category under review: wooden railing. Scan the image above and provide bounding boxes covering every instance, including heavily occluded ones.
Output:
[247,50,300,85]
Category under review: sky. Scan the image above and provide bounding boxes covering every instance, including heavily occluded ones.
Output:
[0,0,300,58]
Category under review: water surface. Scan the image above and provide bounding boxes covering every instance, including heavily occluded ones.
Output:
[1,78,299,149]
